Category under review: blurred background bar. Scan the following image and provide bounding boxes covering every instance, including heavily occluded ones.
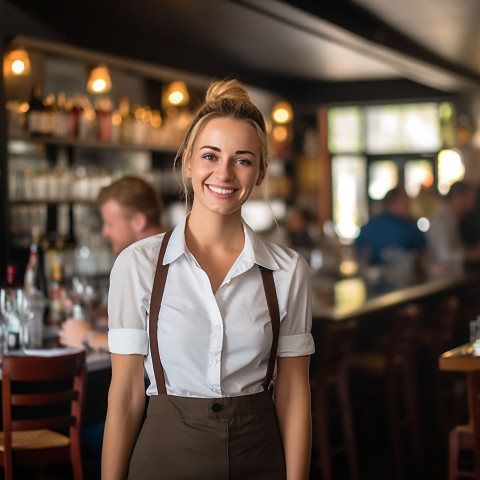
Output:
[2,1,480,479]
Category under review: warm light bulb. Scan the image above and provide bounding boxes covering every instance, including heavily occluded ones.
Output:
[87,65,112,94]
[273,125,288,142]
[92,78,107,93]
[4,47,31,76]
[272,101,293,124]
[11,59,26,75]
[168,91,184,105]
[166,81,189,106]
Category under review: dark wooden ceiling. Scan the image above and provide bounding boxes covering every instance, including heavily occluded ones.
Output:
[3,0,480,111]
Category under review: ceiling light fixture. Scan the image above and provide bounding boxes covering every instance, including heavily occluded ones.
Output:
[166,81,189,106]
[86,65,112,94]
[4,47,31,76]
[272,101,293,124]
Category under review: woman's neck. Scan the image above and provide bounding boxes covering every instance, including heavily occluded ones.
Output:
[186,209,244,253]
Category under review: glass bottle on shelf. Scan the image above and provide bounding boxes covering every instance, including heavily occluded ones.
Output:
[27,84,46,136]
[118,95,133,143]
[24,230,48,300]
[1,265,20,351]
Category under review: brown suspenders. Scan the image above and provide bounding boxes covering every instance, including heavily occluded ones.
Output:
[148,230,280,395]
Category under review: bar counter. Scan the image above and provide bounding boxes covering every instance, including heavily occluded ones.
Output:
[312,269,480,322]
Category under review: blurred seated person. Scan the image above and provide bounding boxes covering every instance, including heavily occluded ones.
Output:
[426,180,480,272]
[59,176,164,351]
[355,186,426,265]
[285,206,316,261]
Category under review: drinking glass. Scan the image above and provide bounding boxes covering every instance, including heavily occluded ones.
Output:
[14,288,32,352]
[0,288,12,356]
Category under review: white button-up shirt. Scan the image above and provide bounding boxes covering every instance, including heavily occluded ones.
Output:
[108,216,315,398]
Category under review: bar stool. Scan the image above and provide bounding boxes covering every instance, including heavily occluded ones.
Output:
[310,318,360,480]
[348,303,422,478]
[418,295,464,438]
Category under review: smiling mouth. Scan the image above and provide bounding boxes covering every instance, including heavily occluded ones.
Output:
[207,185,236,195]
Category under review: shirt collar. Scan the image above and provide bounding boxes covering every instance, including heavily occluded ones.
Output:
[162,215,279,271]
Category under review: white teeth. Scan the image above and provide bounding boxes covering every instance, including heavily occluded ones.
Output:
[209,185,234,194]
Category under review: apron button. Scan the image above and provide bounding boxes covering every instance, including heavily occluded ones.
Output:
[212,403,222,412]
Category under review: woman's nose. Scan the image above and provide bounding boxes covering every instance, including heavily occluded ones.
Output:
[214,161,234,180]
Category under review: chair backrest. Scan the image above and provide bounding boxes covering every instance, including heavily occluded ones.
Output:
[1,350,87,462]
[317,319,358,383]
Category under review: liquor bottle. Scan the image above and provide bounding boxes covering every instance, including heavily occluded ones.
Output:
[118,96,133,143]
[27,84,46,136]
[1,265,22,350]
[55,91,69,138]
[2,264,20,289]
[24,237,47,299]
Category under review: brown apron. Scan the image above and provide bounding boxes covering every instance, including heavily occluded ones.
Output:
[128,231,286,480]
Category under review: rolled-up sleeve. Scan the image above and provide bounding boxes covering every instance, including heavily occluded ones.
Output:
[277,254,315,357]
[107,248,150,355]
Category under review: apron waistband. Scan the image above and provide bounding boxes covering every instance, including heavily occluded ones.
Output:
[147,390,274,419]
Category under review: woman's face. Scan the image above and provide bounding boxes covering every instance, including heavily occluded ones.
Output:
[186,117,264,217]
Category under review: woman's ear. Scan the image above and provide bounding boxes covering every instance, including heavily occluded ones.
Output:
[183,153,192,177]
[255,169,266,186]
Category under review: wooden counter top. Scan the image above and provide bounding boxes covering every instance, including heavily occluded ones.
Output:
[313,270,480,322]
[439,344,480,372]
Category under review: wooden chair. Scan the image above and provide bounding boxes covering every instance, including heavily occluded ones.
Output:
[311,318,360,480]
[0,350,87,480]
[349,303,422,478]
[447,369,480,480]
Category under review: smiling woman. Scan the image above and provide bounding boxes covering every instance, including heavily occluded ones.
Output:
[102,79,315,480]
[185,117,264,219]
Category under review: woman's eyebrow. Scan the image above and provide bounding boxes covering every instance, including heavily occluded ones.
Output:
[236,150,256,157]
[200,146,256,157]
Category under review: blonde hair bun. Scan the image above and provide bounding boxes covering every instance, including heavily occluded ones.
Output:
[205,79,251,104]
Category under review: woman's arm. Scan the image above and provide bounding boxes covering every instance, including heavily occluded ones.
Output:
[102,353,146,480]
[275,355,312,480]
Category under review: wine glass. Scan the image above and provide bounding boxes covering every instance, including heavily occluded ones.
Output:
[14,288,32,352]
[0,288,13,356]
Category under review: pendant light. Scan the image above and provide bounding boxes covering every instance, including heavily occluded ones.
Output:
[4,46,31,76]
[272,101,293,124]
[166,81,189,106]
[87,65,112,94]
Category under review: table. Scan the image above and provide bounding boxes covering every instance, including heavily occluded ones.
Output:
[439,344,480,373]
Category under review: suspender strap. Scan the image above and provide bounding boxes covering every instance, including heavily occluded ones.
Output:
[148,230,280,395]
[148,229,173,395]
[260,266,280,391]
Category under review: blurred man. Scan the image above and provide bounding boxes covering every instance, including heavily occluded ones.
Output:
[59,175,164,351]
[355,186,426,265]
[426,180,480,272]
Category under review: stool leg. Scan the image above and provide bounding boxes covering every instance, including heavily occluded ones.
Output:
[403,361,422,466]
[339,374,360,480]
[386,374,403,478]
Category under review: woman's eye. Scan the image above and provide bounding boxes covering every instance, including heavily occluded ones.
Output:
[203,154,215,161]
[236,158,251,165]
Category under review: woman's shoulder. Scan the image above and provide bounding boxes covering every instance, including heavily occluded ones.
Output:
[258,236,310,273]
[114,233,167,269]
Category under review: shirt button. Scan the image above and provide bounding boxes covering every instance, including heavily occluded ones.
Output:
[212,403,222,413]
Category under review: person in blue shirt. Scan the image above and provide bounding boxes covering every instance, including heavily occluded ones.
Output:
[355,186,426,265]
